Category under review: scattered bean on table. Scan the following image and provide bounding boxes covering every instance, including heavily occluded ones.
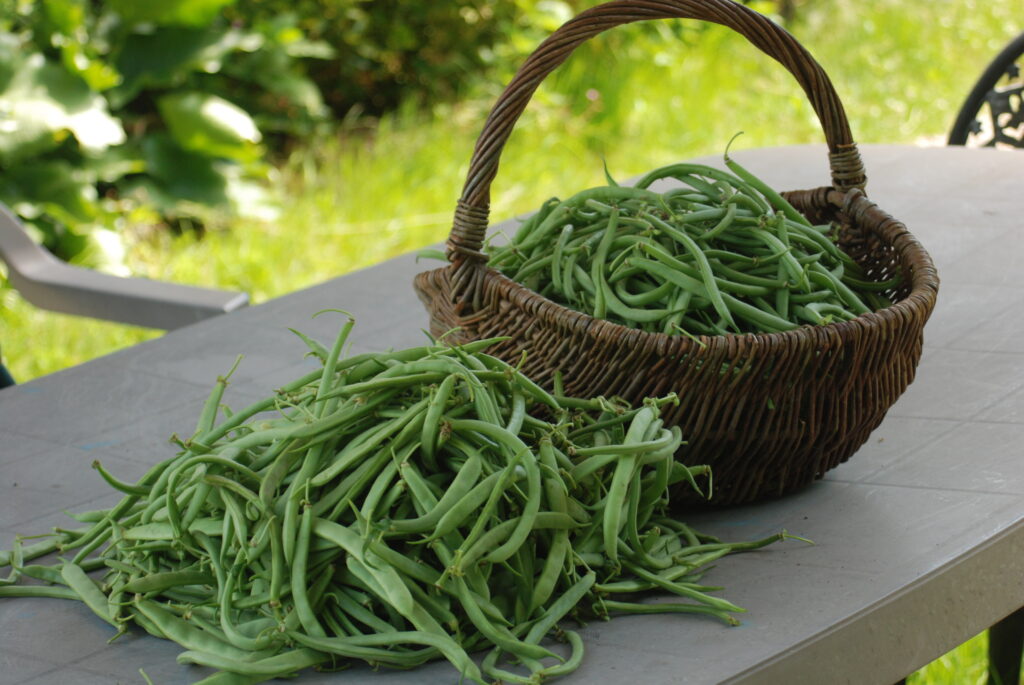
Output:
[0,318,801,683]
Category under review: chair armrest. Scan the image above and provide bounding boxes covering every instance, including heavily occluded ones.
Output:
[0,204,248,330]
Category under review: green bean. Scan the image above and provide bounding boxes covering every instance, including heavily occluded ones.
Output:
[549,224,575,294]
[602,407,656,567]
[671,174,723,202]
[122,518,221,541]
[292,632,436,666]
[481,648,538,684]
[0,537,23,586]
[560,236,592,296]
[0,585,80,600]
[642,213,736,329]
[774,261,791,319]
[333,588,399,634]
[0,321,800,684]
[424,460,515,547]
[19,564,67,585]
[632,258,799,332]
[723,152,810,227]
[358,459,400,524]
[785,219,854,266]
[696,202,737,243]
[842,273,902,292]
[808,262,871,314]
[614,277,674,307]
[599,599,740,625]
[287,328,329,362]
[204,475,264,517]
[602,276,684,323]
[318,442,412,522]
[421,373,456,463]
[61,562,117,627]
[133,600,263,661]
[177,648,329,677]
[452,575,556,661]
[524,571,596,645]
[572,262,595,296]
[313,519,415,616]
[91,461,148,496]
[485,154,893,338]
[121,570,214,595]
[290,502,325,637]
[310,397,429,487]
[623,561,744,613]
[475,355,560,411]
[747,227,807,290]
[633,164,759,206]
[512,253,555,282]
[389,453,482,534]
[590,206,619,319]
[535,629,585,678]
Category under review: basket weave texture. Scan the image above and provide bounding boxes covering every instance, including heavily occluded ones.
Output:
[413,0,939,505]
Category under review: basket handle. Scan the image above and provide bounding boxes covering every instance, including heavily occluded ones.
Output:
[445,0,865,310]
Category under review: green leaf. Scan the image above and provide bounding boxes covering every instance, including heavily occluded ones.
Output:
[225,48,328,119]
[42,0,86,36]
[64,226,130,275]
[107,0,237,27]
[80,145,146,183]
[157,91,261,161]
[222,166,277,221]
[280,38,335,60]
[255,13,334,59]
[111,26,250,106]
[0,56,66,162]
[137,133,230,209]
[128,134,273,219]
[0,53,125,163]
[59,42,122,92]
[5,159,98,223]
[0,34,21,94]
[39,0,121,91]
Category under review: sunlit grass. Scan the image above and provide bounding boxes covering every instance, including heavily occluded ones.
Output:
[910,631,991,685]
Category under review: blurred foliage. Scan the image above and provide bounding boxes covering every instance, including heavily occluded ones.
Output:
[0,0,332,270]
[227,0,525,118]
[0,0,778,269]
[247,0,764,117]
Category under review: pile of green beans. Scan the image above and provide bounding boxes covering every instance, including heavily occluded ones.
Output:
[487,156,897,336]
[0,318,795,684]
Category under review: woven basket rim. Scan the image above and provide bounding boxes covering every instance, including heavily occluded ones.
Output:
[425,184,938,358]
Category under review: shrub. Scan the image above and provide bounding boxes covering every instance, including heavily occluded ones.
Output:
[0,0,331,267]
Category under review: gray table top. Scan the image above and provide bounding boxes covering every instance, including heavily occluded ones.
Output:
[2,144,1022,685]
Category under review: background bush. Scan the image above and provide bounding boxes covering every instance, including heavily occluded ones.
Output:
[0,0,334,271]
[0,0,756,273]
[229,0,525,118]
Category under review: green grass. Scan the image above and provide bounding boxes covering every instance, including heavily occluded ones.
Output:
[1,3,1020,677]
[910,631,992,685]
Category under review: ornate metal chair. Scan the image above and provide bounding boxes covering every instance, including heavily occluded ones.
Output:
[949,31,1024,147]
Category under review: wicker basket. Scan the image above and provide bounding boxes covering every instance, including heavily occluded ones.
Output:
[413,0,939,505]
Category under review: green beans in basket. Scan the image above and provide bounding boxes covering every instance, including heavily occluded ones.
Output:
[0,318,803,684]
[487,152,898,337]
